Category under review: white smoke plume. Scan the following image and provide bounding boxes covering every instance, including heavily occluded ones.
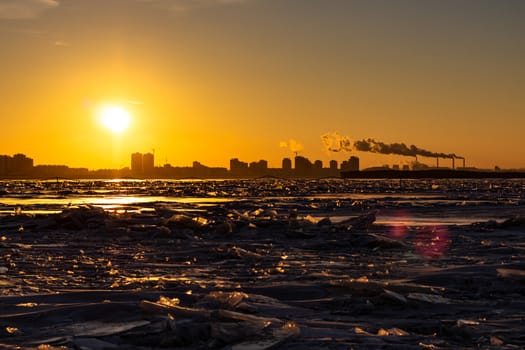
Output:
[321,132,463,160]
[321,132,353,152]
[280,139,304,154]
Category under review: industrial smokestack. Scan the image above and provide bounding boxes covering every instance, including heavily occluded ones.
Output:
[463,158,465,168]
[436,157,439,168]
[321,133,465,165]
[452,158,455,170]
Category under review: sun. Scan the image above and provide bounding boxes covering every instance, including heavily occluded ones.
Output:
[99,106,130,133]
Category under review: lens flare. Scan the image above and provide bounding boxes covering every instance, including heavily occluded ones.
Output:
[387,210,410,240]
[414,226,450,259]
[390,224,409,240]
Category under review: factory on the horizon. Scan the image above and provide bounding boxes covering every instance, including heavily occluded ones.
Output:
[38,150,470,179]
[0,150,516,180]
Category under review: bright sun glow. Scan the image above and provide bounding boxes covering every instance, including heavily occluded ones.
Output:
[99,106,130,133]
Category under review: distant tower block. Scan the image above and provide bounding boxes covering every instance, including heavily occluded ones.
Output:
[0,155,8,175]
[329,160,338,170]
[341,156,360,172]
[294,156,312,171]
[143,153,154,173]
[282,158,292,170]
[11,154,34,174]
[349,156,359,171]
[131,152,143,173]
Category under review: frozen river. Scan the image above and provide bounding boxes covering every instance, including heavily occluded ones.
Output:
[1,178,524,226]
[0,178,524,349]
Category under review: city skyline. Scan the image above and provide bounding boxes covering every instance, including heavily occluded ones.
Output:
[4,148,522,181]
[0,151,359,173]
[4,150,525,182]
[1,1,524,170]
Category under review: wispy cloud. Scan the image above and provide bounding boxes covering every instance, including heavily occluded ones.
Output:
[0,27,44,35]
[0,0,59,20]
[137,0,252,14]
[52,40,70,47]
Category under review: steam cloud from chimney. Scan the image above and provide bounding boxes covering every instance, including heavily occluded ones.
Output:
[280,139,304,154]
[320,132,353,152]
[321,132,464,160]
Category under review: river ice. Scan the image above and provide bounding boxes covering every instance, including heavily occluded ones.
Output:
[0,179,523,349]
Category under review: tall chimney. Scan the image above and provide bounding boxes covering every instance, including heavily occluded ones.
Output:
[452,158,455,169]
[463,158,465,168]
[436,157,439,168]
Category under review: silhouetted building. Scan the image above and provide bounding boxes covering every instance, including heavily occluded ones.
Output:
[295,156,312,176]
[0,154,33,175]
[32,165,88,178]
[249,160,268,174]
[0,154,34,176]
[0,155,9,175]
[143,153,154,173]
[1,151,377,179]
[192,161,228,178]
[282,158,292,170]
[413,161,429,170]
[341,156,359,172]
[131,152,154,174]
[12,154,33,173]
[349,156,359,171]
[230,158,249,176]
[131,153,143,173]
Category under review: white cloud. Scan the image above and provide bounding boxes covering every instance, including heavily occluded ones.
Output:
[0,0,59,20]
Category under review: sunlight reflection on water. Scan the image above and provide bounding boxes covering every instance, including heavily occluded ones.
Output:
[0,179,523,225]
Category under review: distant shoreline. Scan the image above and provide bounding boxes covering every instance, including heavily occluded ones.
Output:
[341,169,525,179]
[2,169,525,181]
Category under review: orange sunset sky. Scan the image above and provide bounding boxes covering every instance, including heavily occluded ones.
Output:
[1,0,524,170]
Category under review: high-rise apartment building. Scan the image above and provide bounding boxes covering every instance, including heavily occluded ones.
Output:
[131,153,143,173]
[143,153,154,173]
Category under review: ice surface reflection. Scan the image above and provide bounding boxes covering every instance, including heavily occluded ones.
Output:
[1,179,524,348]
[1,178,524,226]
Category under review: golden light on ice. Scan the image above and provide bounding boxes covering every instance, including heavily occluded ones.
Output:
[99,106,130,133]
